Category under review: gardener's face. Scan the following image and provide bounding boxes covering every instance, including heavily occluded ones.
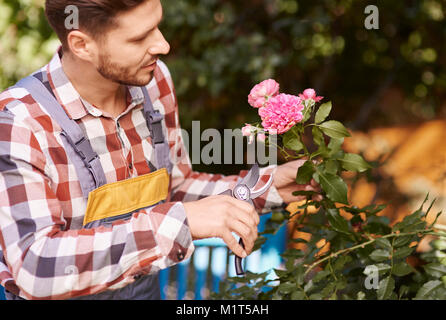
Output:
[94,0,169,86]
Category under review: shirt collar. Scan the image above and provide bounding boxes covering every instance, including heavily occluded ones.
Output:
[45,48,146,120]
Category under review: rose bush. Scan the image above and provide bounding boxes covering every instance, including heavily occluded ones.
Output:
[213,80,446,300]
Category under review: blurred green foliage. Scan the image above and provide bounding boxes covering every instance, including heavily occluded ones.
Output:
[1,0,445,138]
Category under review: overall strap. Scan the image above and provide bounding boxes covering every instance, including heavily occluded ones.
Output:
[141,87,173,174]
[15,75,107,198]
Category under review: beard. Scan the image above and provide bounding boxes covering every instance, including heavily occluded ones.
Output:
[97,52,153,87]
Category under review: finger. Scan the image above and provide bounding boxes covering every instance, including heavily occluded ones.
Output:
[226,196,260,226]
[230,205,259,230]
[222,231,247,258]
[227,218,256,254]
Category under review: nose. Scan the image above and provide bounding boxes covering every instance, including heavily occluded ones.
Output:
[148,28,170,56]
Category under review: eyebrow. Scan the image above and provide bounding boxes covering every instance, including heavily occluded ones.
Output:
[128,12,164,42]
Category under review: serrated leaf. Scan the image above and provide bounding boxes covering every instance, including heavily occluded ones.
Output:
[363,204,387,216]
[327,208,350,234]
[339,153,371,172]
[393,210,425,232]
[295,160,315,184]
[375,238,392,250]
[370,249,390,262]
[318,171,348,204]
[414,280,444,300]
[392,262,413,277]
[377,277,395,300]
[315,101,332,124]
[393,235,414,247]
[393,246,415,260]
[318,120,351,139]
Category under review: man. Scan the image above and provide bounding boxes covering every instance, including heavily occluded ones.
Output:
[0,0,315,300]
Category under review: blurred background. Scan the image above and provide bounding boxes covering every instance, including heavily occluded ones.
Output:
[0,0,445,298]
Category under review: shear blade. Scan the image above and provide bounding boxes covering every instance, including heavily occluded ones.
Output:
[238,163,259,189]
[250,174,274,199]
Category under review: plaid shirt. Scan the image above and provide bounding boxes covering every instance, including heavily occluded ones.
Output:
[0,49,285,300]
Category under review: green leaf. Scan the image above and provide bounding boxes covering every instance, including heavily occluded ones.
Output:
[392,262,413,277]
[291,290,306,300]
[339,153,371,172]
[296,160,315,184]
[333,255,353,271]
[374,263,392,276]
[393,235,414,247]
[393,246,415,260]
[318,171,348,204]
[328,137,344,157]
[292,190,317,197]
[393,210,425,232]
[399,285,410,299]
[318,120,351,139]
[278,282,296,294]
[377,276,395,300]
[414,280,444,299]
[327,208,350,234]
[312,270,330,283]
[315,101,332,124]
[324,159,339,175]
[432,239,446,251]
[282,130,303,152]
[312,126,325,146]
[370,249,391,262]
[375,238,392,250]
[423,263,446,278]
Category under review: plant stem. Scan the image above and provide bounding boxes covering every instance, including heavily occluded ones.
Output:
[303,229,444,277]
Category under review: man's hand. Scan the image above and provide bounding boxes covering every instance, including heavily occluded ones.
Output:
[273,159,322,203]
[183,195,260,258]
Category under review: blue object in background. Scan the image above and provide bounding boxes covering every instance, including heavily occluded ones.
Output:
[0,286,4,300]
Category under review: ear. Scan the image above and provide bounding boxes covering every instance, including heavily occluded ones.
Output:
[66,30,98,62]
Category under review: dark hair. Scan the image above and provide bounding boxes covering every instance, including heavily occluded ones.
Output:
[45,0,146,49]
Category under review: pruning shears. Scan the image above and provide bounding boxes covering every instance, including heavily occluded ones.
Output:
[219,163,274,276]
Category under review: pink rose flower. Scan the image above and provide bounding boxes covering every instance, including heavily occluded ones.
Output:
[241,124,252,136]
[258,93,304,134]
[248,79,280,108]
[299,88,323,103]
[257,133,266,142]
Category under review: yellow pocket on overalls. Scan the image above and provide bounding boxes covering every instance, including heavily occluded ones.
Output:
[83,168,169,226]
